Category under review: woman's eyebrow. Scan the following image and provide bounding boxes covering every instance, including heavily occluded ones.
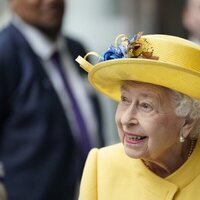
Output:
[139,93,157,98]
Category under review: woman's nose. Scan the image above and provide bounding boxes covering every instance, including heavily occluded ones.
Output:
[121,104,139,126]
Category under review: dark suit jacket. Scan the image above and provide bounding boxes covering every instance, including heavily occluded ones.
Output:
[0,24,103,200]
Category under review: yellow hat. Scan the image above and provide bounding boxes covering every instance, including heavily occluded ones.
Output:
[76,33,200,101]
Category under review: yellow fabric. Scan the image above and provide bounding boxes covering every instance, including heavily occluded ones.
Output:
[76,34,200,101]
[79,140,200,200]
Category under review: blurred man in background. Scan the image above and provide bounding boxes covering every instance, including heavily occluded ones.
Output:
[0,0,104,199]
[182,0,200,44]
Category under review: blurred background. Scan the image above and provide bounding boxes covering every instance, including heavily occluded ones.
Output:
[0,0,189,145]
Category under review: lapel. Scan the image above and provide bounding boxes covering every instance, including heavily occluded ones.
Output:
[6,24,68,118]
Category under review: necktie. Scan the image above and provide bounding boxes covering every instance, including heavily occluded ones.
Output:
[51,51,91,159]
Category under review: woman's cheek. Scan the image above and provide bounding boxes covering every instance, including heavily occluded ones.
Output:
[115,112,124,142]
[117,127,124,143]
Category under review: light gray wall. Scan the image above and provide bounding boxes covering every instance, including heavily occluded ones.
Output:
[0,0,10,29]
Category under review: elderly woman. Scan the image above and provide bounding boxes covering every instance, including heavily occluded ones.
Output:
[76,32,200,200]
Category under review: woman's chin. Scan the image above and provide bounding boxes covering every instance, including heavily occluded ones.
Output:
[123,137,148,159]
[124,146,143,159]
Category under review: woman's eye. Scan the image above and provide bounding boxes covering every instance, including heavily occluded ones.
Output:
[139,102,153,112]
[121,95,129,102]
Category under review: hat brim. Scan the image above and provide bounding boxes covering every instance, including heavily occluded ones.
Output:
[88,58,200,101]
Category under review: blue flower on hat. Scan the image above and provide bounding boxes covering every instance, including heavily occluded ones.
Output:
[99,45,126,61]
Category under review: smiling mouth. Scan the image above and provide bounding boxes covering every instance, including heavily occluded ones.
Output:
[124,133,148,144]
[128,135,147,141]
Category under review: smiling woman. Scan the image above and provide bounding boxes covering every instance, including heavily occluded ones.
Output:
[116,81,185,164]
[116,81,200,176]
[76,32,200,200]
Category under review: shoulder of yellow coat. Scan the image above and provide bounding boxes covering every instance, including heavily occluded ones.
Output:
[87,143,137,170]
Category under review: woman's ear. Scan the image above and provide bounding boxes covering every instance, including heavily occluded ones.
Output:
[181,117,197,138]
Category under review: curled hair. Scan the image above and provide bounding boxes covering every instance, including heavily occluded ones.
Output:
[170,90,200,138]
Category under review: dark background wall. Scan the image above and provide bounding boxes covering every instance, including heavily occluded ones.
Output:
[157,0,188,38]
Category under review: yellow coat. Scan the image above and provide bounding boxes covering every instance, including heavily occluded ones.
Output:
[79,141,200,200]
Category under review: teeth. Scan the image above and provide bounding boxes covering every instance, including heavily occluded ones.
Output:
[128,136,144,140]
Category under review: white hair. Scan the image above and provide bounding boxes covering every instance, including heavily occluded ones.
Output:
[170,90,200,138]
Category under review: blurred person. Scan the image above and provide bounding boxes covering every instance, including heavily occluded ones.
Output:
[0,0,104,199]
[76,32,200,199]
[182,0,200,44]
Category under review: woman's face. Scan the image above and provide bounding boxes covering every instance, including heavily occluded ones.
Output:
[115,81,184,161]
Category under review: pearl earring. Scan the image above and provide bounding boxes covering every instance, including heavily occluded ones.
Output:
[180,135,185,143]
